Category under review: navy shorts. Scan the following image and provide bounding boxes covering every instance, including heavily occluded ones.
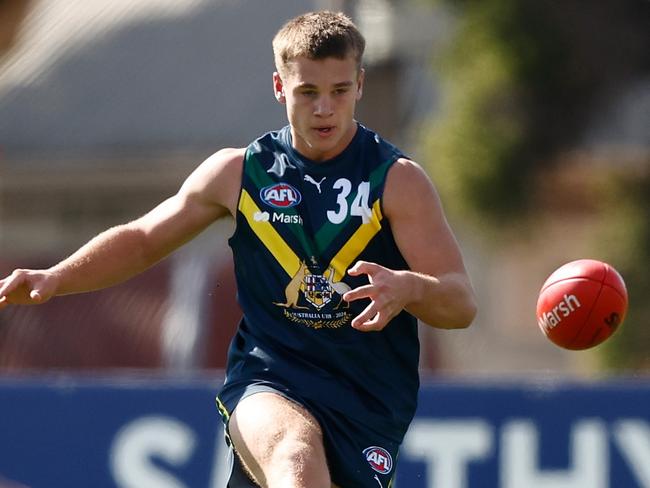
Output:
[217,381,400,488]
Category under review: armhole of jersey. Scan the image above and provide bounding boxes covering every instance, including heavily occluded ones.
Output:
[236,148,250,212]
[378,154,401,223]
[228,147,250,246]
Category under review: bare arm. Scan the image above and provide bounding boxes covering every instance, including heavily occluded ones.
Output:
[344,158,477,330]
[0,148,244,308]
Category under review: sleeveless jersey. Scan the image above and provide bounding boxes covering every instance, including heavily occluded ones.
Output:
[219,124,420,441]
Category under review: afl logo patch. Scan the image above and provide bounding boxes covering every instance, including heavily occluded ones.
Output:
[260,183,301,208]
[363,446,393,474]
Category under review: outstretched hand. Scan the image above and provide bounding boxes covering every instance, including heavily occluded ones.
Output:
[0,269,58,310]
[343,260,413,332]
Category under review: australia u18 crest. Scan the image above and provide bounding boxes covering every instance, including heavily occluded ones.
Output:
[303,274,333,310]
[273,261,352,329]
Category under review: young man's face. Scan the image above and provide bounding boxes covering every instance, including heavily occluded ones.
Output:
[273,54,364,162]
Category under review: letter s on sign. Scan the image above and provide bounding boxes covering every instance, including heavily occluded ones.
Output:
[110,416,196,488]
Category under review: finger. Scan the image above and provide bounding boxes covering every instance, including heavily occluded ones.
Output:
[355,312,387,331]
[0,274,22,298]
[359,312,385,332]
[348,260,381,276]
[0,278,9,297]
[351,301,377,329]
[347,260,366,274]
[29,289,43,303]
[343,284,374,302]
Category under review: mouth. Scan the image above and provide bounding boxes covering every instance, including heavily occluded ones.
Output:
[314,126,335,136]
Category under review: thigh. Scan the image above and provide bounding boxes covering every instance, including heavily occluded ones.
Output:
[228,391,331,487]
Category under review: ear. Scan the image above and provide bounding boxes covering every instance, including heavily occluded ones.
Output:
[355,68,365,101]
[273,71,286,103]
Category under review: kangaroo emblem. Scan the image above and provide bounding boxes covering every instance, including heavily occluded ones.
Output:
[273,261,310,309]
[304,174,326,194]
[324,266,351,309]
[274,263,350,311]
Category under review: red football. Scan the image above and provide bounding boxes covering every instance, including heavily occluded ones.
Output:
[536,259,628,350]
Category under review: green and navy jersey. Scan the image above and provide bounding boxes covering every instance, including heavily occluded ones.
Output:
[219,124,420,441]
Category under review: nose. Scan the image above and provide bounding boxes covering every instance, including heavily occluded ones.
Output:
[314,95,333,117]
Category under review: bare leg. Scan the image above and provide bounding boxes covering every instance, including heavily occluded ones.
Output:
[228,392,333,488]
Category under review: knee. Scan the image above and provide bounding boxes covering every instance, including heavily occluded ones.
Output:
[267,432,329,485]
[271,432,315,466]
[271,438,309,471]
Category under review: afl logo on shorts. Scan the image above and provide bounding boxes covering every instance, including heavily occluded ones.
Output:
[363,446,393,475]
[260,183,301,208]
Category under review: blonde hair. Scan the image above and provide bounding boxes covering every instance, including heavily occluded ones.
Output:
[272,11,366,76]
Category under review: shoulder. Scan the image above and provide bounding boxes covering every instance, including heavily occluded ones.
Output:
[180,147,246,216]
[383,157,441,220]
[186,147,245,189]
[386,157,434,194]
[203,147,246,169]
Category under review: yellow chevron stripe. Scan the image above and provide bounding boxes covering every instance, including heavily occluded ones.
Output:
[329,199,383,281]
[239,189,301,277]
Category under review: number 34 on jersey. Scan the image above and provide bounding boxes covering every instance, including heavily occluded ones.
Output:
[326,178,372,224]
